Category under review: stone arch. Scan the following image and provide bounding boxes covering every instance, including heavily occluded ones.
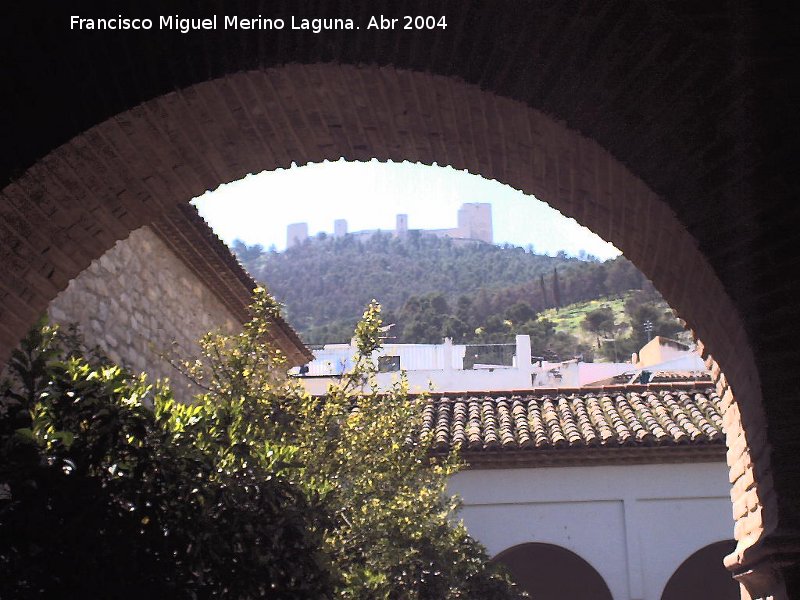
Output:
[0,64,776,593]
[661,540,740,600]
[493,542,612,600]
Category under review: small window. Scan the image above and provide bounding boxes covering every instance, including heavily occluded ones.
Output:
[378,355,401,372]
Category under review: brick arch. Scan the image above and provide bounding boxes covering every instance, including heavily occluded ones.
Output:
[0,64,778,595]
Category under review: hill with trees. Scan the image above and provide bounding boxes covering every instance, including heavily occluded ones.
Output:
[234,233,685,361]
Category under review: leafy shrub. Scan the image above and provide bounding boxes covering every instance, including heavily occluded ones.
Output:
[1,293,525,599]
[0,322,330,599]
[183,291,525,599]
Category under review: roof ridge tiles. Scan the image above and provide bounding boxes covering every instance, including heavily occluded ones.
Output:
[414,383,714,401]
[414,384,723,456]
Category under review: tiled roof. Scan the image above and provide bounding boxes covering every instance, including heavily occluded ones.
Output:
[420,384,726,467]
[151,204,313,366]
[589,371,712,386]
[648,371,712,383]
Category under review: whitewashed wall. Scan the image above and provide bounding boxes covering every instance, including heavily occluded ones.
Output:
[448,462,733,600]
[298,335,639,394]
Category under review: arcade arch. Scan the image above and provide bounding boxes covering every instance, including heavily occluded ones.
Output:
[494,542,613,600]
[661,540,739,600]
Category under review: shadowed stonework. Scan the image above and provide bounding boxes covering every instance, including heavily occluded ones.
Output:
[47,227,239,401]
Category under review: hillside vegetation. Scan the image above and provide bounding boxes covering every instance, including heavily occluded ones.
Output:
[234,232,685,361]
[540,297,629,345]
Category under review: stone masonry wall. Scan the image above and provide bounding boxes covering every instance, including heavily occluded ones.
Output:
[48,226,240,401]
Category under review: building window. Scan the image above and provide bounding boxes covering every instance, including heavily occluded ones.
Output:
[378,356,401,372]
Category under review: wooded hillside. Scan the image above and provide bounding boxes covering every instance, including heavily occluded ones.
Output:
[233,232,682,361]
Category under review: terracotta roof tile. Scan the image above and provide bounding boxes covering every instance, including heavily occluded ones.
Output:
[467,398,482,450]
[421,386,725,457]
[511,398,532,448]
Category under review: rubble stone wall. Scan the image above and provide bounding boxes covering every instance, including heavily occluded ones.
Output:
[48,226,239,401]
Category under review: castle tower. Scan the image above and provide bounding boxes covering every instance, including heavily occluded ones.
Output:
[457,203,493,243]
[396,214,408,236]
[334,219,348,237]
[286,222,309,248]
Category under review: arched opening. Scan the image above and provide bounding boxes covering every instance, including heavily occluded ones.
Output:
[661,540,739,600]
[494,542,612,600]
[193,159,627,352]
[0,64,776,593]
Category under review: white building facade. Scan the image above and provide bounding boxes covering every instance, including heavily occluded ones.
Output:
[295,335,707,395]
[421,387,737,599]
[450,462,735,600]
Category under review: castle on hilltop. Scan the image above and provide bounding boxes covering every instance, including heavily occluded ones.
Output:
[287,202,493,248]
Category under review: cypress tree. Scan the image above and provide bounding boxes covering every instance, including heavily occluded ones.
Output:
[539,273,548,308]
[553,267,562,310]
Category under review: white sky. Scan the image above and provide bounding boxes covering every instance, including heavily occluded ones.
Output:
[193,159,621,260]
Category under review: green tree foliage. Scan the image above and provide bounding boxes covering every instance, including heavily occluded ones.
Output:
[552,267,562,309]
[504,301,535,326]
[598,288,686,361]
[0,321,329,599]
[581,307,617,342]
[391,292,593,361]
[232,239,265,263]
[2,295,525,599]
[624,294,684,349]
[184,293,525,599]
[395,293,454,344]
[235,235,645,344]
[605,257,645,296]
